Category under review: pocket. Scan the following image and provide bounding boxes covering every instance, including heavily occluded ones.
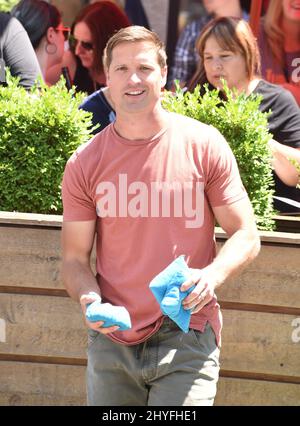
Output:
[190,323,219,354]
[87,328,101,349]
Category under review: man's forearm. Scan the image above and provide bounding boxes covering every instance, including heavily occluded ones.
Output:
[62,259,101,302]
[208,228,260,289]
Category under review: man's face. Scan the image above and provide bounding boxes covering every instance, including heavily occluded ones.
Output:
[106,41,167,115]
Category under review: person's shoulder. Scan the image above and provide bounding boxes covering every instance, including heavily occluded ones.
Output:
[80,89,102,108]
[0,13,24,35]
[257,80,297,106]
[70,126,112,161]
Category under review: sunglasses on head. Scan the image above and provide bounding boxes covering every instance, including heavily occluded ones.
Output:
[68,34,94,51]
[55,24,71,41]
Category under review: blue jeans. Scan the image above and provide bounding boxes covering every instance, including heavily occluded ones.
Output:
[87,318,220,406]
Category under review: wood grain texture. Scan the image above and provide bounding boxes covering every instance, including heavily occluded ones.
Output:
[0,227,96,290]
[0,214,299,406]
[1,226,299,312]
[1,295,299,379]
[215,377,300,406]
[217,244,300,308]
[0,361,299,406]
[0,361,86,406]
[0,294,86,359]
[221,310,300,377]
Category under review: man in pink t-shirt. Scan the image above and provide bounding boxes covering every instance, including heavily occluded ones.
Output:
[62,26,260,406]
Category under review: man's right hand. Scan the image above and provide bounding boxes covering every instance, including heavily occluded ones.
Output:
[80,292,119,335]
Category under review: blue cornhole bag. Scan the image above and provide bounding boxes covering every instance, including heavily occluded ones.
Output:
[149,255,195,333]
[86,301,132,331]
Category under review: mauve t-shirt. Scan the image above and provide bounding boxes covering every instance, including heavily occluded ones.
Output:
[62,112,247,346]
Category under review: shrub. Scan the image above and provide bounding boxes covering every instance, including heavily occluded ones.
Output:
[0,73,94,214]
[0,0,18,12]
[163,84,276,231]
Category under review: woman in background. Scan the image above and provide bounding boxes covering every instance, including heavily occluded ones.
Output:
[47,1,130,94]
[188,17,300,214]
[258,0,300,106]
[0,11,41,89]
[11,0,69,85]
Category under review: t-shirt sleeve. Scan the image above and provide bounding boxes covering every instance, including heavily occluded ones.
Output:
[204,126,247,207]
[62,151,97,221]
[4,17,41,89]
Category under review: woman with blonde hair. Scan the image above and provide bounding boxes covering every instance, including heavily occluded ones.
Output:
[188,16,300,214]
[258,0,300,106]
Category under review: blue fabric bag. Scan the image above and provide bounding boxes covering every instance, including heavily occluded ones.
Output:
[149,255,195,333]
[86,301,132,331]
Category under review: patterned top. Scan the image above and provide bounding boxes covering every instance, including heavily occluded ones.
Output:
[168,15,211,88]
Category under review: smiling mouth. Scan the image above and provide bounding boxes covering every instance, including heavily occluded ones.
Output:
[125,90,145,96]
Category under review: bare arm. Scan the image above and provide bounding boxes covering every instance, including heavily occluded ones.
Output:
[181,197,261,313]
[62,220,99,301]
[268,140,300,187]
[62,220,118,334]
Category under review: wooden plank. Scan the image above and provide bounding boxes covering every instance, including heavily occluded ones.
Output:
[0,211,62,227]
[0,294,86,359]
[221,310,300,377]
[0,361,86,406]
[0,361,299,406]
[0,227,62,290]
[1,295,300,379]
[275,215,300,234]
[0,227,96,290]
[215,228,300,245]
[1,226,299,312]
[215,377,300,406]
[1,212,300,243]
[217,244,300,308]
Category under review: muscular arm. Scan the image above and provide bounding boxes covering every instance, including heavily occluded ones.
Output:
[181,197,260,312]
[62,220,99,301]
[62,220,118,334]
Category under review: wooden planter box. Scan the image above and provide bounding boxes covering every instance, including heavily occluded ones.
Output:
[0,212,299,406]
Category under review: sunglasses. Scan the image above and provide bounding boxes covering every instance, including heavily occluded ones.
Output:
[55,24,71,41]
[68,34,94,51]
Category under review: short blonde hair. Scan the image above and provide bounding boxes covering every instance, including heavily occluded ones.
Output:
[189,17,261,92]
[103,25,167,70]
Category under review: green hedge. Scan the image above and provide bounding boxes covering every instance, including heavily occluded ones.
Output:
[0,75,277,230]
[163,84,276,231]
[0,73,94,214]
[0,0,18,12]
